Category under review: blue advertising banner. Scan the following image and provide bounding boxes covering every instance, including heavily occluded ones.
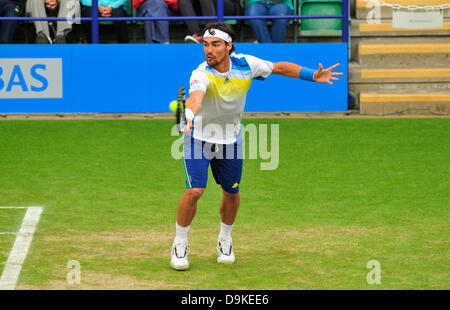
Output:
[0,43,347,113]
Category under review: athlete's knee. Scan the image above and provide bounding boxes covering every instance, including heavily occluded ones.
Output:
[185,188,205,201]
[223,190,240,202]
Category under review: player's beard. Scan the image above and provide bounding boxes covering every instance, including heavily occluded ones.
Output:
[207,58,220,68]
[206,53,225,68]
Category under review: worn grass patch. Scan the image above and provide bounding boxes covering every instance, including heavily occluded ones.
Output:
[13,223,449,289]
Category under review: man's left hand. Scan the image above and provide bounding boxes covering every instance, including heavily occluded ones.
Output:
[314,63,343,85]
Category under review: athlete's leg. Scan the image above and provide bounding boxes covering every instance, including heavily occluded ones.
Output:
[176,187,205,227]
[219,189,240,226]
[177,137,210,227]
[216,190,239,264]
[211,142,243,264]
[211,142,243,227]
[171,138,210,270]
[171,187,205,271]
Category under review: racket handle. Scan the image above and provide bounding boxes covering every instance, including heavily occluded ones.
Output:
[179,122,186,133]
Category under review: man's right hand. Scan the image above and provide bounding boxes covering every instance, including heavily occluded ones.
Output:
[183,118,193,135]
[182,91,204,135]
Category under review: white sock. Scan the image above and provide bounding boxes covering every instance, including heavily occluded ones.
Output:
[219,222,234,240]
[174,223,190,244]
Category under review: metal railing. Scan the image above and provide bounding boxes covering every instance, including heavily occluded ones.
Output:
[0,0,349,44]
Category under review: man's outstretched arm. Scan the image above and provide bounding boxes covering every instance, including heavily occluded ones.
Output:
[272,62,343,85]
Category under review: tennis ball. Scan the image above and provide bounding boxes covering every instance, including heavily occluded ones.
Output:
[169,100,178,113]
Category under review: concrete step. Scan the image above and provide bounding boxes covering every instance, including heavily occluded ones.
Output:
[360,92,450,103]
[349,82,450,108]
[351,35,450,61]
[356,41,450,65]
[350,36,450,62]
[351,18,450,36]
[356,0,450,19]
[349,62,450,83]
[359,92,450,115]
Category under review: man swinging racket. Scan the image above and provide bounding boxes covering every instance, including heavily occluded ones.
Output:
[171,22,343,270]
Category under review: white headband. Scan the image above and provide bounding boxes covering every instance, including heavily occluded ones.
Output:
[203,28,232,43]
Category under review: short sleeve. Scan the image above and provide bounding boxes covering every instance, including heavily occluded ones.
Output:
[245,55,274,81]
[189,70,210,94]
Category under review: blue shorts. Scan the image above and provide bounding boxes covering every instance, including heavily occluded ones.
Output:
[183,136,243,194]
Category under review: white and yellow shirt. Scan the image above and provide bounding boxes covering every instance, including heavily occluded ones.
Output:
[189,53,273,144]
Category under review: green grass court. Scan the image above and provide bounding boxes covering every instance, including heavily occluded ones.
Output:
[0,118,448,289]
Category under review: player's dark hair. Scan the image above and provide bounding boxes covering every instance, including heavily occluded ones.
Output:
[201,23,236,55]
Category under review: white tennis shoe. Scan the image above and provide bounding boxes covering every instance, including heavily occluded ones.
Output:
[170,241,190,271]
[217,238,235,264]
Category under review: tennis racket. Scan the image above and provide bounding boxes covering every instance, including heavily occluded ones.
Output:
[176,86,186,133]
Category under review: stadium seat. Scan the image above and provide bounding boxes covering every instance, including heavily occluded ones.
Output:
[298,0,342,37]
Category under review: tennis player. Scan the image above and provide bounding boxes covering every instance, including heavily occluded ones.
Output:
[171,22,343,270]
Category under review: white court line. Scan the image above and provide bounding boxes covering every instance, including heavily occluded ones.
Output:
[0,206,43,290]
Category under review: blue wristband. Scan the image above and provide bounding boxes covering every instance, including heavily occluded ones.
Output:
[299,67,316,82]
